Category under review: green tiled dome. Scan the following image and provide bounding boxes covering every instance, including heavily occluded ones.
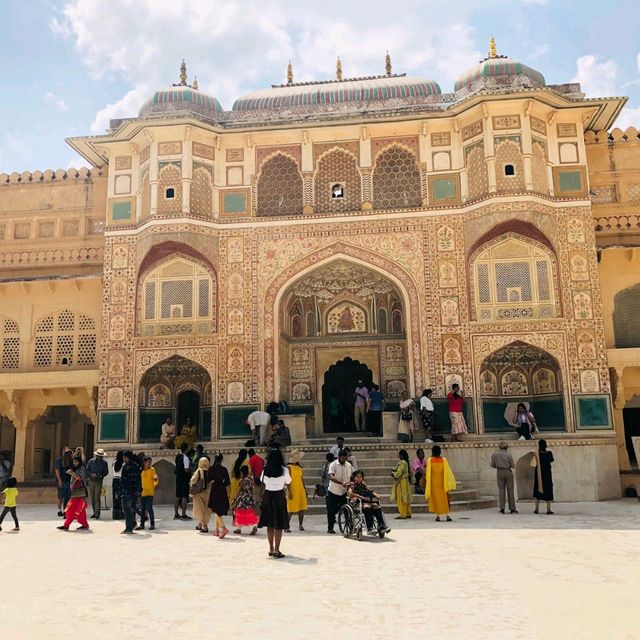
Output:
[455,56,545,94]
[139,86,223,120]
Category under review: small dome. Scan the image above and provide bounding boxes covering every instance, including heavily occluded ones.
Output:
[138,85,223,120]
[455,37,545,96]
[138,61,223,120]
[233,75,441,113]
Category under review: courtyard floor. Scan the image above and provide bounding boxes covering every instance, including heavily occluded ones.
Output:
[0,500,638,639]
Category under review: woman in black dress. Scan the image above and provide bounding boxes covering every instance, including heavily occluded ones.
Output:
[258,447,291,559]
[533,439,554,514]
[112,451,124,520]
[207,454,230,538]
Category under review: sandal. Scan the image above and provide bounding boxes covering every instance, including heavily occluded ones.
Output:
[250,527,258,536]
[284,528,292,533]
[273,551,285,559]
[546,510,554,515]
[200,527,208,534]
[435,516,441,522]
[268,551,276,557]
[446,516,452,522]
[233,529,242,534]
[219,527,229,539]
[534,509,539,514]
[299,526,305,532]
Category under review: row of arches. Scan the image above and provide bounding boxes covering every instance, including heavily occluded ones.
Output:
[0,309,97,371]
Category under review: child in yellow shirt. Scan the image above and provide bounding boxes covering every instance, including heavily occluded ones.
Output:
[138,458,159,530]
[0,477,19,532]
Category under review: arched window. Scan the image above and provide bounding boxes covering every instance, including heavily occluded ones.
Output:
[291,314,302,338]
[191,164,213,217]
[373,146,422,210]
[377,308,388,334]
[256,154,303,217]
[140,257,214,336]
[471,234,558,322]
[33,310,96,368]
[495,140,525,192]
[157,162,182,214]
[314,149,361,213]
[391,308,403,333]
[613,284,640,347]
[305,312,316,337]
[0,318,19,370]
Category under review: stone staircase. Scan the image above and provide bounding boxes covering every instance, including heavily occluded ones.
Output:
[291,437,497,514]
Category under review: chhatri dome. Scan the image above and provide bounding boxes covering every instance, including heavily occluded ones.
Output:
[232,54,441,114]
[138,61,223,120]
[454,36,546,96]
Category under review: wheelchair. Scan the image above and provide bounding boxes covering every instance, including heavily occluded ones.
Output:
[337,497,387,540]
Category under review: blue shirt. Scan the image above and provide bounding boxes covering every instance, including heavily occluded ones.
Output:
[369,390,383,411]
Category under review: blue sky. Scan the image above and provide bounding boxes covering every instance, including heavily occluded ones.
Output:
[1,0,639,172]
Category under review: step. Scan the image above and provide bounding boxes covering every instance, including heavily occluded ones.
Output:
[303,495,497,514]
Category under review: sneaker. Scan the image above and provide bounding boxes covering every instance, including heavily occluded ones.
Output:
[135,525,145,531]
[57,510,63,517]
[90,514,97,519]
[173,514,181,520]
[327,529,336,534]
[181,515,192,520]
[57,525,69,531]
[425,438,434,444]
[518,436,526,440]
[149,525,156,530]
[76,525,89,530]
[121,529,134,534]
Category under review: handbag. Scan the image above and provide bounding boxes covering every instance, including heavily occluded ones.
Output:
[190,472,206,495]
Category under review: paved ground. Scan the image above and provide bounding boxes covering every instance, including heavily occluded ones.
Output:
[0,500,638,639]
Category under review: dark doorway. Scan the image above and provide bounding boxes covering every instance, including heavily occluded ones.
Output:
[322,357,373,433]
[177,390,200,435]
[623,407,640,467]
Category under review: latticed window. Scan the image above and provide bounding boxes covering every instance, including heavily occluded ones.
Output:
[0,318,19,370]
[373,146,422,210]
[140,257,214,336]
[33,310,96,368]
[613,284,640,348]
[191,165,213,217]
[472,235,557,322]
[256,154,303,217]
[314,150,361,213]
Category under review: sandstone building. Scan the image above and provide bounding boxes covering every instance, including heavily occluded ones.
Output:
[1,40,638,498]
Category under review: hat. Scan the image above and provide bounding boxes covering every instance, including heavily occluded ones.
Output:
[94,448,106,457]
[289,449,305,464]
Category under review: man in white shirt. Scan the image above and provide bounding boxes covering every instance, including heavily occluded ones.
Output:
[246,410,271,446]
[326,450,354,534]
[329,436,345,460]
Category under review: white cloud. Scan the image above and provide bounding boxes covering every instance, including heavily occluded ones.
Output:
[45,92,68,112]
[90,86,150,134]
[573,54,618,97]
[613,106,640,131]
[52,0,482,124]
[522,0,549,5]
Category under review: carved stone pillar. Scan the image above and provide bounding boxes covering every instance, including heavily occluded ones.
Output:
[302,171,314,215]
[361,167,373,210]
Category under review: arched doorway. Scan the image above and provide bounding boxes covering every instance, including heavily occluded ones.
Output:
[479,341,565,433]
[277,259,409,432]
[322,358,373,432]
[138,356,212,443]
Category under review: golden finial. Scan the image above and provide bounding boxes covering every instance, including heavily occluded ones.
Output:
[192,76,199,90]
[179,59,187,85]
[336,56,343,81]
[489,35,497,58]
[287,60,293,85]
[385,50,392,77]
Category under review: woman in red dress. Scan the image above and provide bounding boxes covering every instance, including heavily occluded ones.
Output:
[57,456,89,531]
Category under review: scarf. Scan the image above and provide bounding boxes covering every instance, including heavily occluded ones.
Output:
[533,450,544,493]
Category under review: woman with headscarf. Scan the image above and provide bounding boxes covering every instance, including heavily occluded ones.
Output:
[397,391,415,443]
[425,445,457,522]
[532,439,554,514]
[207,454,230,538]
[258,447,291,558]
[230,448,250,504]
[57,456,90,531]
[190,457,212,533]
[391,449,412,519]
[112,451,124,520]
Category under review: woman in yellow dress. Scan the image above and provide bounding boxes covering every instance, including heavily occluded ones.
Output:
[286,449,308,532]
[425,445,457,521]
[230,448,251,504]
[391,449,412,519]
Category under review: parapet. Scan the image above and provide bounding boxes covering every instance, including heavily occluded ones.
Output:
[585,127,640,144]
[0,166,106,186]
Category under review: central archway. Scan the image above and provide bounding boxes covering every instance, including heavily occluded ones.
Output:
[322,358,373,432]
[138,355,212,443]
[277,258,410,433]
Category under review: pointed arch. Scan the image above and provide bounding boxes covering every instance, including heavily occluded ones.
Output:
[314,147,362,213]
[256,152,303,216]
[372,145,422,210]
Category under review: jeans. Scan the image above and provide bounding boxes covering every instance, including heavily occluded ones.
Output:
[326,492,346,532]
[140,496,155,526]
[122,495,137,532]
[0,506,18,528]
[367,410,382,436]
[88,478,103,517]
[516,424,532,439]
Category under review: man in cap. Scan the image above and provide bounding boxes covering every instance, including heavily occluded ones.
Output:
[490,441,517,514]
[86,448,109,519]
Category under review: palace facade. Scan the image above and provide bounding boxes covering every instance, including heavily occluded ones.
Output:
[1,39,638,496]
